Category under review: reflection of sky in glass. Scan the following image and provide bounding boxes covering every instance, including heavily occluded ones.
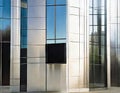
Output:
[21,0,27,48]
[3,19,10,30]
[0,7,2,17]
[47,0,66,44]
[47,0,54,5]
[47,0,66,5]
[56,6,66,38]
[0,0,3,6]
[21,8,27,17]
[56,0,66,4]
[3,0,11,18]
[47,6,55,39]
[0,0,11,31]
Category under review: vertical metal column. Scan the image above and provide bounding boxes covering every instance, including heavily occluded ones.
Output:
[10,0,21,92]
[27,0,46,92]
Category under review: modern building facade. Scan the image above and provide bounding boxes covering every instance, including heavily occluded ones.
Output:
[0,0,119,92]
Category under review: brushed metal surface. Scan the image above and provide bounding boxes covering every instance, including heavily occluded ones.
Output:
[47,64,66,91]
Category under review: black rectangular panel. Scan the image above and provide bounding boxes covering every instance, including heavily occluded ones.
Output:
[46,43,66,64]
[20,48,27,57]
[2,43,10,85]
[20,58,27,92]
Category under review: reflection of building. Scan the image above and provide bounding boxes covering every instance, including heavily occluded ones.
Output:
[0,0,119,92]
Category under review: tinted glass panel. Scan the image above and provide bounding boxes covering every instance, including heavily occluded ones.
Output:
[47,6,55,39]
[3,19,10,30]
[20,58,27,91]
[0,19,2,31]
[2,43,10,85]
[56,40,66,43]
[47,0,54,5]
[21,30,27,37]
[22,0,27,3]
[21,18,27,29]
[56,6,66,38]
[2,19,10,41]
[21,37,27,45]
[21,48,27,57]
[0,7,2,18]
[56,0,66,4]
[0,0,3,6]
[3,0,11,18]
[47,40,55,44]
[21,8,27,17]
[89,0,107,88]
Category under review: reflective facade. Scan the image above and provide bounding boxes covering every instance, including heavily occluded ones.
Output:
[109,0,120,87]
[0,0,120,93]
[89,0,107,88]
[0,0,11,85]
[10,0,89,92]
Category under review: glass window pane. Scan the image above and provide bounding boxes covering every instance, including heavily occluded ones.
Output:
[94,26,98,34]
[21,8,27,17]
[93,15,98,25]
[3,0,11,18]
[47,6,55,39]
[89,0,93,7]
[0,7,2,18]
[89,15,92,25]
[22,0,27,3]
[3,19,10,30]
[56,0,66,4]
[56,40,66,43]
[21,30,27,37]
[56,6,66,38]
[0,0,3,6]
[101,15,105,25]
[0,19,2,31]
[47,40,55,44]
[21,37,27,45]
[0,7,3,18]
[47,0,54,5]
[89,26,93,35]
[21,18,27,29]
[2,19,10,41]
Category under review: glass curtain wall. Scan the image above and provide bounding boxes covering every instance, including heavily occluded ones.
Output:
[20,0,27,91]
[0,0,11,85]
[110,0,120,86]
[89,0,107,88]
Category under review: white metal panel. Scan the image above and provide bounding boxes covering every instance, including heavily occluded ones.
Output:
[28,30,45,45]
[47,64,66,91]
[27,45,45,58]
[28,0,45,6]
[69,0,80,7]
[69,15,79,34]
[28,6,45,18]
[28,18,45,30]
[27,63,46,91]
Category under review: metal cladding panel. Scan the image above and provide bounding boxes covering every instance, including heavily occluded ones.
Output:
[67,0,89,92]
[10,0,21,92]
[27,0,46,92]
[27,63,46,91]
[110,0,120,87]
[47,64,66,91]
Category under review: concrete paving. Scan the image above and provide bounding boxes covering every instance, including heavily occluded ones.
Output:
[87,87,120,93]
[0,87,120,93]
